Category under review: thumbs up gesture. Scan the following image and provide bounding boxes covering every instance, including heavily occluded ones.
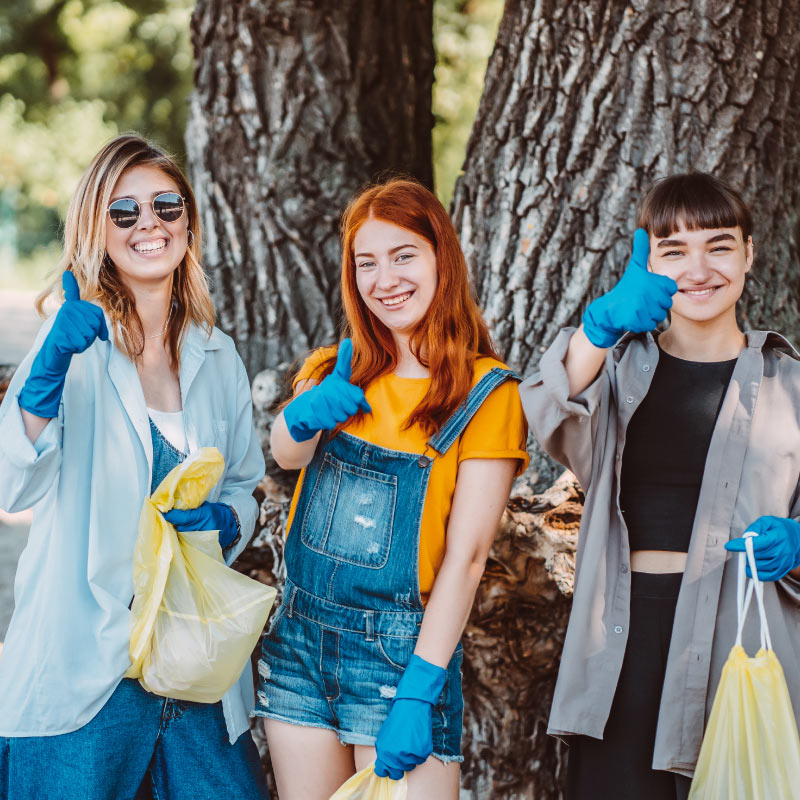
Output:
[18,271,109,419]
[582,229,678,349]
[283,338,372,442]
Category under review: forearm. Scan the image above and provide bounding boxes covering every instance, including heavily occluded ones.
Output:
[564,325,609,398]
[414,551,486,669]
[270,410,320,470]
[21,407,51,444]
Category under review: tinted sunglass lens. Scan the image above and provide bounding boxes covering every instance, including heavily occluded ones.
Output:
[108,198,139,228]
[153,193,184,222]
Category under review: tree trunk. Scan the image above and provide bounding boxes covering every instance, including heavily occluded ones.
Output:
[186,0,435,377]
[453,0,800,379]
[452,1,800,797]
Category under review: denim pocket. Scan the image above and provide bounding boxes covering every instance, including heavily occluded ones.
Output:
[301,452,397,568]
[265,601,287,637]
[374,635,416,672]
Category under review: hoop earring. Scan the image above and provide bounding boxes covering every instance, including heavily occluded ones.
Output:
[187,229,195,247]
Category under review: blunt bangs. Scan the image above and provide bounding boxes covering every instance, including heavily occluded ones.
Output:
[637,173,752,240]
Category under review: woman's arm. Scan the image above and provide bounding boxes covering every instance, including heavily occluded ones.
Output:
[414,456,518,667]
[564,325,611,398]
[21,409,51,443]
[213,354,267,563]
[270,379,322,470]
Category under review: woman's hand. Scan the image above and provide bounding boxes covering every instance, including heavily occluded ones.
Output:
[725,516,800,581]
[19,271,109,420]
[374,654,448,780]
[282,338,371,442]
[582,229,678,348]
[163,501,239,548]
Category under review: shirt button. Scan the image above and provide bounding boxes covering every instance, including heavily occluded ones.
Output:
[642,364,651,372]
[620,564,629,573]
[626,396,634,404]
[614,626,624,634]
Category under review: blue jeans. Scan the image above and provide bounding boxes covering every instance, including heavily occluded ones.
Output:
[0,679,269,800]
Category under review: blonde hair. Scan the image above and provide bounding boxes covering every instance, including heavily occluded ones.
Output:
[36,133,215,370]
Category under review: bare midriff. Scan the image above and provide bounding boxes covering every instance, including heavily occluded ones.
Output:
[630,550,688,574]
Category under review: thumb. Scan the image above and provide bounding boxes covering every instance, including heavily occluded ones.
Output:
[334,338,354,382]
[724,537,746,552]
[62,270,81,302]
[650,272,678,296]
[629,228,650,271]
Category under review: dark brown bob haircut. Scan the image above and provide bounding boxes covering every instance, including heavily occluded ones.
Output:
[637,172,752,240]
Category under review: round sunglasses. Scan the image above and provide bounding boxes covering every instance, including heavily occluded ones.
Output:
[107,192,186,229]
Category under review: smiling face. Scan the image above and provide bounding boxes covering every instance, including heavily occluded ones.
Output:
[105,165,189,291]
[648,223,753,326]
[353,217,438,343]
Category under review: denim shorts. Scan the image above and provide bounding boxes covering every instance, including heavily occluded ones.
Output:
[253,593,464,763]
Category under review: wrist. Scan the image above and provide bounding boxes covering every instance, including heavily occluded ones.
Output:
[283,391,320,443]
[395,654,447,706]
[218,503,240,549]
[582,304,621,349]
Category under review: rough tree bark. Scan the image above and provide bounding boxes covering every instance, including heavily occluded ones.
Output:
[186,0,435,377]
[448,1,800,798]
[454,0,800,379]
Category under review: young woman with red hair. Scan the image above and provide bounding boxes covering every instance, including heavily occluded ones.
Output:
[253,178,529,799]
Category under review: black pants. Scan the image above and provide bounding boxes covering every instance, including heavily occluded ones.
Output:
[566,572,692,800]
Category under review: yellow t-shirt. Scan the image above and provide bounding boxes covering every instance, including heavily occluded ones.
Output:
[285,348,530,596]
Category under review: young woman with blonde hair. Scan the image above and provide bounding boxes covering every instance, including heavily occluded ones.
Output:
[254,178,529,799]
[0,134,269,799]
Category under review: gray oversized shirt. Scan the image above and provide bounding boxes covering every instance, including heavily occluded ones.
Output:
[520,327,800,776]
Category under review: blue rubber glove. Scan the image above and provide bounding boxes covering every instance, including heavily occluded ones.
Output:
[282,338,370,442]
[582,229,678,348]
[725,516,800,581]
[374,654,447,780]
[163,502,239,549]
[18,271,109,418]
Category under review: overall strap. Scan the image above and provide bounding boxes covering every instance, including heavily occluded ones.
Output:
[425,367,520,457]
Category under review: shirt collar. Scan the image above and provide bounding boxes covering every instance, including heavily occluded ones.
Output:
[618,329,800,359]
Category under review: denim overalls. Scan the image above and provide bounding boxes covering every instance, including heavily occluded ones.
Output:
[255,367,518,760]
[150,417,186,492]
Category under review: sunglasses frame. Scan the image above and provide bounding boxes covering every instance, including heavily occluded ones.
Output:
[106,192,187,229]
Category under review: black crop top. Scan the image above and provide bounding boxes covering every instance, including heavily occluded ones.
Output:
[619,346,737,553]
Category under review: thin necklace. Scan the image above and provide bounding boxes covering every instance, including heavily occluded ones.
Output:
[144,304,174,340]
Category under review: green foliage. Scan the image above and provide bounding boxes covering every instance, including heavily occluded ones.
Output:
[433,0,503,208]
[1,0,501,288]
[0,0,193,288]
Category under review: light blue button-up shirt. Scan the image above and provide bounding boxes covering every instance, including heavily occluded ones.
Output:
[0,315,266,743]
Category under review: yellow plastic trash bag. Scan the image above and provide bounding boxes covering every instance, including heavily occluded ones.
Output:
[689,534,800,799]
[329,765,407,800]
[125,447,276,703]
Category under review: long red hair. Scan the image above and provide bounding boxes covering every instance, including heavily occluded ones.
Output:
[314,177,499,434]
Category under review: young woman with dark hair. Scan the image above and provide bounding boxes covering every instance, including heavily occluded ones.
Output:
[521,172,800,799]
[254,178,529,799]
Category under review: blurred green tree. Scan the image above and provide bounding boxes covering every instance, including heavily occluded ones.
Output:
[0,0,193,286]
[433,0,502,207]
